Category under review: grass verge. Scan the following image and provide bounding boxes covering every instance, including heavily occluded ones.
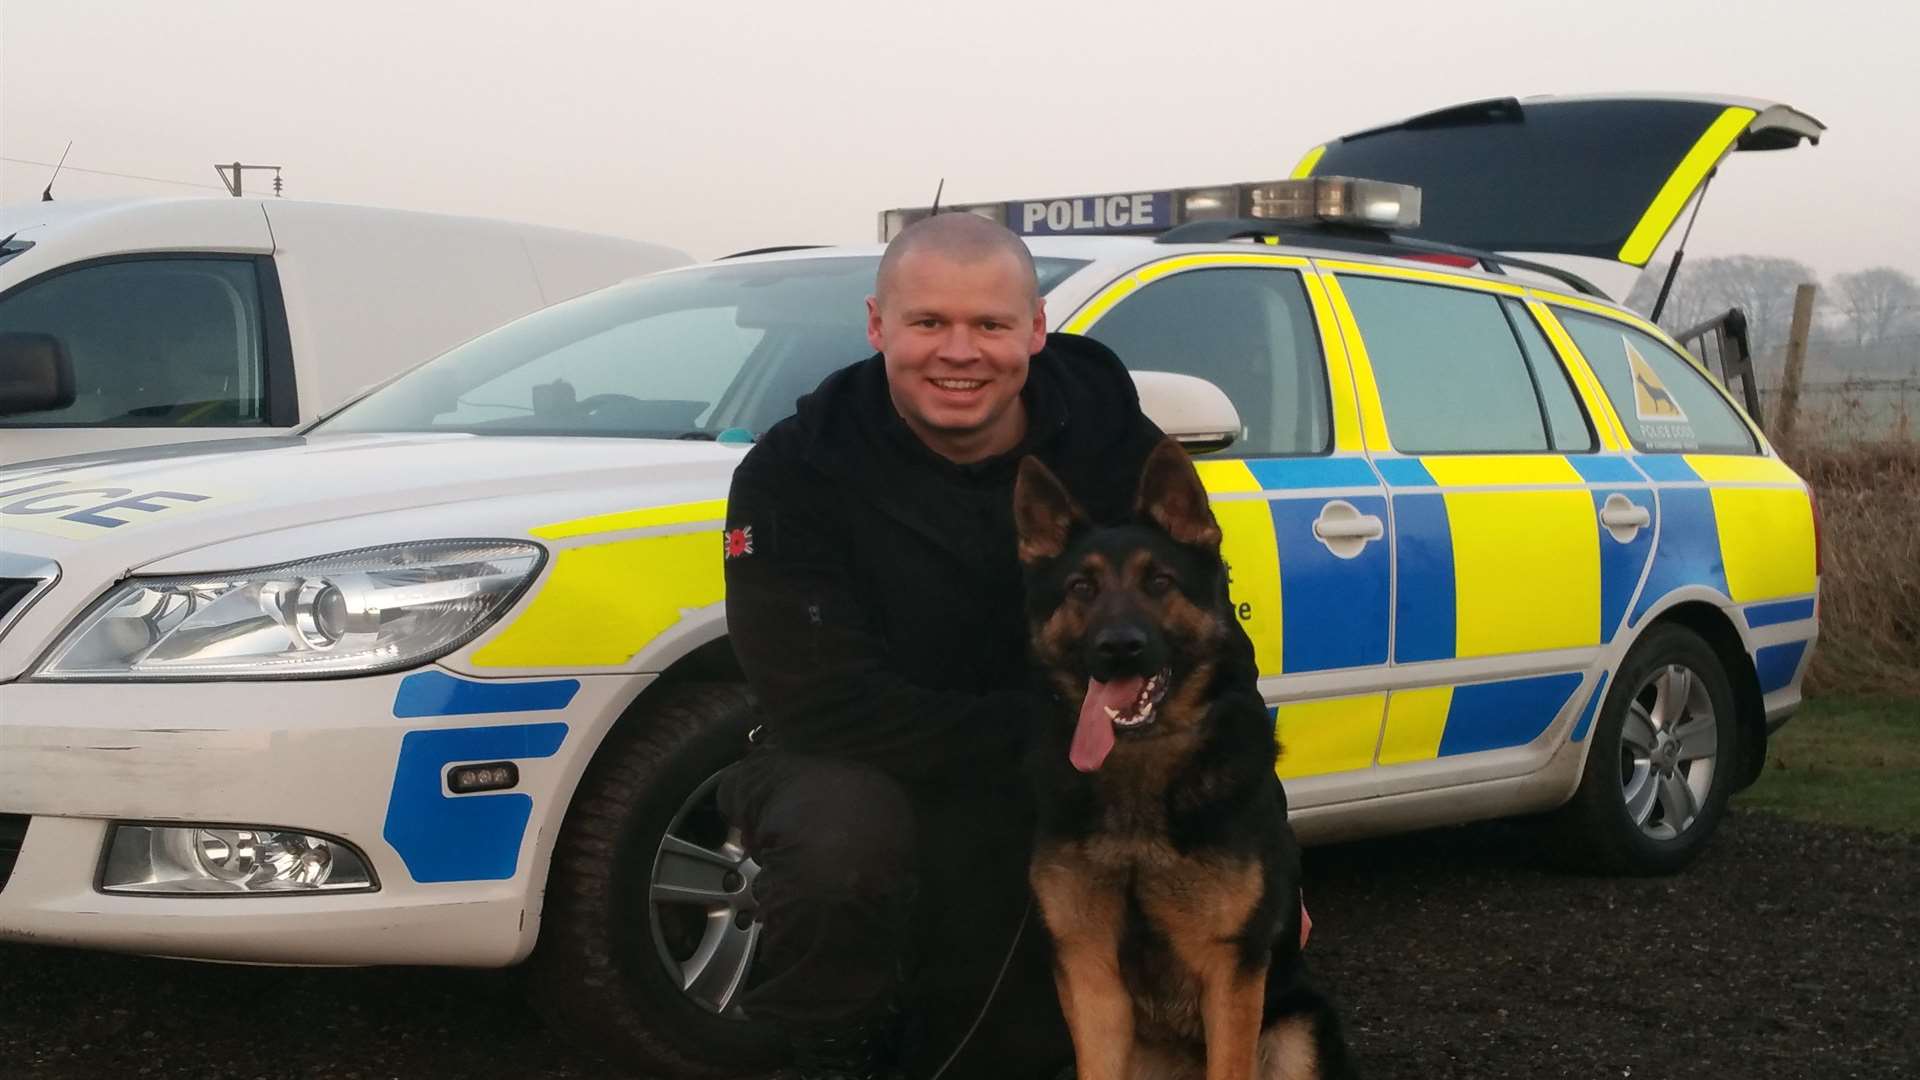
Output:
[1734,695,1920,834]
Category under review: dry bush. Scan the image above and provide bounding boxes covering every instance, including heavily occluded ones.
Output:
[1772,439,1920,697]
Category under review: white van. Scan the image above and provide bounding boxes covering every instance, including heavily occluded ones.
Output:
[0,197,689,464]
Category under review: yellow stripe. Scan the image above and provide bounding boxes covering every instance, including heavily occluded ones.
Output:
[1291,144,1327,179]
[1200,462,1283,676]
[1315,274,1392,451]
[1421,454,1583,487]
[1712,486,1817,602]
[1301,272,1364,453]
[532,499,728,541]
[1448,486,1601,656]
[1316,259,1525,297]
[1684,454,1802,485]
[1618,107,1757,265]
[1193,459,1261,493]
[472,530,723,668]
[1275,693,1384,779]
[1529,300,1629,450]
[1380,686,1453,765]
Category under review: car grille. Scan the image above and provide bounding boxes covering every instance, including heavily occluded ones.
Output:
[0,815,26,893]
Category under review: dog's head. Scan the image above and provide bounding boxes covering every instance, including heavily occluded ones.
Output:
[1015,437,1235,772]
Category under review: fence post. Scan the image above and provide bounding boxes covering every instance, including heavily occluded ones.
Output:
[1774,283,1818,445]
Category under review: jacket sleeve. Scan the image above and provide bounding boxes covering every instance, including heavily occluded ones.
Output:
[722,448,1038,783]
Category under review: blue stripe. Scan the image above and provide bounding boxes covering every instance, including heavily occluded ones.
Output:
[393,671,580,718]
[1440,673,1583,756]
[383,722,569,883]
[1273,495,1391,671]
[1244,457,1378,490]
[1746,597,1817,629]
[1391,493,1455,663]
[1570,672,1610,743]
[1629,487,1729,626]
[1594,489,1656,642]
[1374,458,1434,487]
[1567,455,1644,484]
[1755,641,1810,694]
[1631,455,1700,483]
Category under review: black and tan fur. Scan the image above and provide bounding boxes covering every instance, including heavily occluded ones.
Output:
[1015,439,1353,1080]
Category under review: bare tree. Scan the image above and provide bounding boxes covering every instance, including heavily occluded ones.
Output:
[1832,267,1920,346]
[1626,261,1724,333]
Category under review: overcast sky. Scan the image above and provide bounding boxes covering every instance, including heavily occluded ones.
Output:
[2,0,1913,283]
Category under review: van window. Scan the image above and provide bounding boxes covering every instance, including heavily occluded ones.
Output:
[1556,310,1758,454]
[1080,267,1330,456]
[1339,276,1550,454]
[0,258,268,427]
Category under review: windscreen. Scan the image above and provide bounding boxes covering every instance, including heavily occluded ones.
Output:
[317,256,1085,440]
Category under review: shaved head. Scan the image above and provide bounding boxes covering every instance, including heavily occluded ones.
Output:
[875,212,1039,307]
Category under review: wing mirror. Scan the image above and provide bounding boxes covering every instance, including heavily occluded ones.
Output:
[1129,371,1240,455]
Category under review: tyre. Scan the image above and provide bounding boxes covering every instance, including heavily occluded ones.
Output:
[525,682,781,1077]
[1555,624,1740,876]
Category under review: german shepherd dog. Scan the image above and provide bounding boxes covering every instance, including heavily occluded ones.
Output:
[1013,439,1352,1080]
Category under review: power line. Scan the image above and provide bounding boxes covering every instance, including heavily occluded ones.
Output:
[0,156,225,192]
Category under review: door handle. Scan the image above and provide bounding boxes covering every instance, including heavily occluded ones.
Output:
[1313,500,1384,559]
[1599,493,1650,543]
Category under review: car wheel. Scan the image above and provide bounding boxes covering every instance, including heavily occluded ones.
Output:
[1556,624,1740,876]
[525,682,781,1076]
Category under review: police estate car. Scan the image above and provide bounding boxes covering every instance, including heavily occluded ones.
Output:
[0,94,1823,1075]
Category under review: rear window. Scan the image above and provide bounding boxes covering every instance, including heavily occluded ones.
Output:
[1309,99,1732,258]
[1556,310,1757,454]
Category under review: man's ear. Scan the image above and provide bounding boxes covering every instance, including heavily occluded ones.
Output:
[865,294,885,353]
[1134,437,1221,550]
[1014,456,1087,565]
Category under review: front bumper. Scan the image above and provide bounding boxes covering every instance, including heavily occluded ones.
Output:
[0,667,635,966]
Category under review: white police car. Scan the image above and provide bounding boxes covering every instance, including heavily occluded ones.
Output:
[0,94,1823,1075]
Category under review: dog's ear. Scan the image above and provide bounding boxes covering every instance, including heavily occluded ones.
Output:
[1134,437,1221,550]
[1015,456,1087,564]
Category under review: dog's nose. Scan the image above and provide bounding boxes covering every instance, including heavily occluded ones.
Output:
[1094,626,1147,664]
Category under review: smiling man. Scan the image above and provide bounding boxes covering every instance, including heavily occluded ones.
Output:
[718,213,1163,1079]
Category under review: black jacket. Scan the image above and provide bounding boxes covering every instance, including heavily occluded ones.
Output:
[723,333,1164,789]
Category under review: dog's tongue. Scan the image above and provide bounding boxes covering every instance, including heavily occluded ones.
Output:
[1072,676,1143,773]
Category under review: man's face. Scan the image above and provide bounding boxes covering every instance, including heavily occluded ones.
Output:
[866,248,1047,462]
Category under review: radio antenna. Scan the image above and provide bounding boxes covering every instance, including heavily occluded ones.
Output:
[40,141,73,201]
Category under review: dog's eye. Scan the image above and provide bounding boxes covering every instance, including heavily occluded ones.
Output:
[1145,573,1175,596]
[1069,578,1096,600]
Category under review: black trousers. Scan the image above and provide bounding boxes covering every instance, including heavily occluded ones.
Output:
[717,749,1071,1079]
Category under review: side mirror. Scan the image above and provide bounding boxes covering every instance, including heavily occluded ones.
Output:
[0,331,77,418]
[1129,371,1240,455]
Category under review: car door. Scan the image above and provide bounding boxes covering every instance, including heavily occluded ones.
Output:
[1068,253,1389,809]
[1321,264,1656,793]
[0,255,295,464]
[1545,301,1818,701]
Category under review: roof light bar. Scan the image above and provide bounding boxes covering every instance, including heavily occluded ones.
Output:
[878,176,1422,240]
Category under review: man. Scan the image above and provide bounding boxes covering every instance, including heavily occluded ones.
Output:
[718,213,1163,1079]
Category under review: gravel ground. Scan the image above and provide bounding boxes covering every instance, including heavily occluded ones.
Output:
[3,810,1915,1079]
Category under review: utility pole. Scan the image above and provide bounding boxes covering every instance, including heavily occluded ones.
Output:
[215,162,284,197]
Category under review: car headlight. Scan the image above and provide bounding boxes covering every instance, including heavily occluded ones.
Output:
[33,540,543,680]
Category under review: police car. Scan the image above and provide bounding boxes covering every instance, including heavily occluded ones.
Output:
[0,94,1823,1075]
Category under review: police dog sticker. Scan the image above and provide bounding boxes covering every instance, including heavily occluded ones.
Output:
[1623,340,1698,450]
